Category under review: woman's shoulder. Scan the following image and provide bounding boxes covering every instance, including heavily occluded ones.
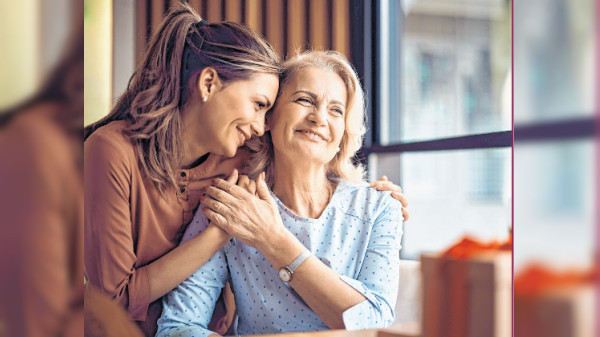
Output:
[85,121,133,156]
[84,121,136,172]
[335,180,402,214]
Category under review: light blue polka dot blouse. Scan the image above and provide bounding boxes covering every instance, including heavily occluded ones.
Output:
[156,180,403,337]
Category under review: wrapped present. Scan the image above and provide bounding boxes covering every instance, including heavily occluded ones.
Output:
[514,265,596,337]
[421,236,512,337]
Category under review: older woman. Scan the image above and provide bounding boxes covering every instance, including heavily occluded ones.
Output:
[156,51,403,337]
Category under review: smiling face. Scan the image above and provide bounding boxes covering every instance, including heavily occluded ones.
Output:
[268,67,347,165]
[191,72,279,158]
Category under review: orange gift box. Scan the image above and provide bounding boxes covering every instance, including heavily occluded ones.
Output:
[514,265,596,337]
[420,236,512,337]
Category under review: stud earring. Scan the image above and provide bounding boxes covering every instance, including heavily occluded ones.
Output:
[202,96,207,102]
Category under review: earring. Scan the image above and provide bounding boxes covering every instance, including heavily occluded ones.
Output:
[202,96,207,102]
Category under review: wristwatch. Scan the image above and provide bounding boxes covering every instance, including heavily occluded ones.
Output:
[278,249,311,282]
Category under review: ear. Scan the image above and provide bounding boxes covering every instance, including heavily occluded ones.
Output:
[196,67,222,99]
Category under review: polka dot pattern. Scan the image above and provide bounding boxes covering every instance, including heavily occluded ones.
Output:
[156,180,403,336]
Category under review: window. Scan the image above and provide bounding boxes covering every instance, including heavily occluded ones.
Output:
[513,0,597,271]
[357,0,512,259]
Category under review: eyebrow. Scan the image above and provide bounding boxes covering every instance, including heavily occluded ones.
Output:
[293,90,346,108]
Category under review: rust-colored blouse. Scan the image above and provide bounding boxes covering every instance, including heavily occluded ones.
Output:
[84,121,247,336]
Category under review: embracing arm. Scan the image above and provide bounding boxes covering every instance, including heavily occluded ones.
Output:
[84,133,230,320]
[202,174,402,329]
[156,212,229,337]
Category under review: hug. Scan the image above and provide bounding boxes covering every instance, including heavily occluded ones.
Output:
[84,3,408,336]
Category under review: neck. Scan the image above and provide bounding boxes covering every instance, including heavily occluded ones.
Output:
[180,105,210,168]
[181,122,209,169]
[272,156,335,219]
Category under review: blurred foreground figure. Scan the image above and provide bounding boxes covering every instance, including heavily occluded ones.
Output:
[0,1,91,336]
[84,285,144,337]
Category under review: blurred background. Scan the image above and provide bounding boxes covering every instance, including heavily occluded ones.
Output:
[513,0,597,335]
[0,0,598,336]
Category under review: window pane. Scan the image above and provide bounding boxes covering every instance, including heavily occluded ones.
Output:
[514,140,596,271]
[380,0,511,144]
[370,148,511,259]
[514,0,596,124]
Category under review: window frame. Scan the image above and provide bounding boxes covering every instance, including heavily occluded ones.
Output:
[352,0,513,169]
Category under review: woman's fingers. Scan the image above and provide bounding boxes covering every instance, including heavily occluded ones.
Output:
[201,193,231,215]
[391,191,408,208]
[212,177,251,199]
[247,180,257,195]
[402,207,410,222]
[369,175,389,188]
[237,175,257,195]
[256,172,272,202]
[225,169,239,184]
[202,207,229,229]
[372,181,403,193]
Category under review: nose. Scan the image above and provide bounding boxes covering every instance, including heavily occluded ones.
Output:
[308,105,327,126]
[251,113,266,137]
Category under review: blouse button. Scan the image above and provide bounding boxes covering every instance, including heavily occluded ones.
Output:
[180,187,186,193]
[181,171,187,178]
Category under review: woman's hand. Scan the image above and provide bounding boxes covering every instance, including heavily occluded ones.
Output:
[370,175,410,222]
[201,170,287,252]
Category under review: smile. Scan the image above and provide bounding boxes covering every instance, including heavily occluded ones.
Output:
[297,130,327,142]
[237,128,249,145]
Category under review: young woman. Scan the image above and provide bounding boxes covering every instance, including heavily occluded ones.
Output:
[84,3,280,336]
[157,51,405,336]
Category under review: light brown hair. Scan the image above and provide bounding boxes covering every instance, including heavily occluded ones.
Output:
[84,2,281,196]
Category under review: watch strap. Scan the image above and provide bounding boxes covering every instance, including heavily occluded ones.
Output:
[287,249,311,273]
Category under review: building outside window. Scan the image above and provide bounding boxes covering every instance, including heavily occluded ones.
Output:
[363,0,512,259]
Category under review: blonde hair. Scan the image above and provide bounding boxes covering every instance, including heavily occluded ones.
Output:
[246,50,367,186]
[84,2,281,196]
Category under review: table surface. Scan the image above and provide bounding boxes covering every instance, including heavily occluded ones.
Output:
[240,323,420,337]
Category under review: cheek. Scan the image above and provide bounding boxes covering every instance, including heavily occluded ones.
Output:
[333,121,346,143]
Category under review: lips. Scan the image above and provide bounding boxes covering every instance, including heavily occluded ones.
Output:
[296,129,328,142]
[237,127,251,146]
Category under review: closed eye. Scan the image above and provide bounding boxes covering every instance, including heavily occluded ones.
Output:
[295,97,314,105]
[255,101,267,109]
[331,107,344,116]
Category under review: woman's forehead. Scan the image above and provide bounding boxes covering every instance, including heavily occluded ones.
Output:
[281,67,347,101]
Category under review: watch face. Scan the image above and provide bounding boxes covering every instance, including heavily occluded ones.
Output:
[279,268,291,282]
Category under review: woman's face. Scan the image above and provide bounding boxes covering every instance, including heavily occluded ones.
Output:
[198,72,279,157]
[268,67,347,165]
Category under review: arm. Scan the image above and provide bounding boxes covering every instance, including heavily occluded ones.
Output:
[259,197,402,329]
[84,133,230,320]
[201,175,402,329]
[156,211,229,337]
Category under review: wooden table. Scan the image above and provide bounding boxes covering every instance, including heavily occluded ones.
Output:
[240,323,420,337]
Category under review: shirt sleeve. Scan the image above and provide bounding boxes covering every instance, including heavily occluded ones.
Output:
[84,132,151,320]
[156,208,229,337]
[340,194,403,330]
